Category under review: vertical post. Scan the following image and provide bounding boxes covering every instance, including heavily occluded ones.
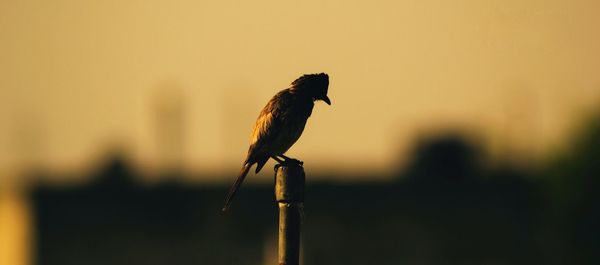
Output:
[274,162,304,265]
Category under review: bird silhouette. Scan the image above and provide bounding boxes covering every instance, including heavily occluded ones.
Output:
[222,73,331,212]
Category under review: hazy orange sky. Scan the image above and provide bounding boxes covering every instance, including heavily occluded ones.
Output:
[2,0,600,182]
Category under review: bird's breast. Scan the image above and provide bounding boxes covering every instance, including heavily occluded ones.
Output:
[270,101,313,154]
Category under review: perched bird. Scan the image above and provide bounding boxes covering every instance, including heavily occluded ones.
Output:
[221,73,331,212]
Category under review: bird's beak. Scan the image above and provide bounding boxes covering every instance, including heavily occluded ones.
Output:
[323,96,331,105]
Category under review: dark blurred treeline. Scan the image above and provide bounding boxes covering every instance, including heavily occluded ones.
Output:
[32,112,600,265]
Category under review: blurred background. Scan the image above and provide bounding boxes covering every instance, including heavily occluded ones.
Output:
[1,0,599,264]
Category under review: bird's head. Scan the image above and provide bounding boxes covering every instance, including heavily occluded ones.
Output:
[291,73,331,105]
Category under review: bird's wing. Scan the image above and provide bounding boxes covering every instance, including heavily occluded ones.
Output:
[245,89,292,165]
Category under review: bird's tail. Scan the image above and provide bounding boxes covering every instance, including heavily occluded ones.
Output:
[221,164,252,213]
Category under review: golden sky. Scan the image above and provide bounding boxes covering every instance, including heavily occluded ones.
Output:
[1,0,600,182]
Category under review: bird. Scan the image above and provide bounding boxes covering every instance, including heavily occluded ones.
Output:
[221,73,331,212]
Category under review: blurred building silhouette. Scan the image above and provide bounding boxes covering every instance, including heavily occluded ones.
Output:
[153,83,186,178]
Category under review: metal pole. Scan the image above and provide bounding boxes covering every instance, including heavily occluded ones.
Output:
[274,162,304,265]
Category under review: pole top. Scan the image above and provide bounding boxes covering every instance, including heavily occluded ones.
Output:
[274,160,305,203]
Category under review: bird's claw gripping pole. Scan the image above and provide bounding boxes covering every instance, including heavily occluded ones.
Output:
[274,158,303,172]
[274,160,305,265]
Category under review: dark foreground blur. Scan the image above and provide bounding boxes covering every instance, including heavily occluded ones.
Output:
[29,112,600,265]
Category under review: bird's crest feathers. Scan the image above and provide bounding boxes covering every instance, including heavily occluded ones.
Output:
[291,73,329,88]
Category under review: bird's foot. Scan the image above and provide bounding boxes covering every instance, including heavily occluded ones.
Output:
[279,155,304,166]
[285,158,303,166]
[280,155,303,166]
[273,155,303,172]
